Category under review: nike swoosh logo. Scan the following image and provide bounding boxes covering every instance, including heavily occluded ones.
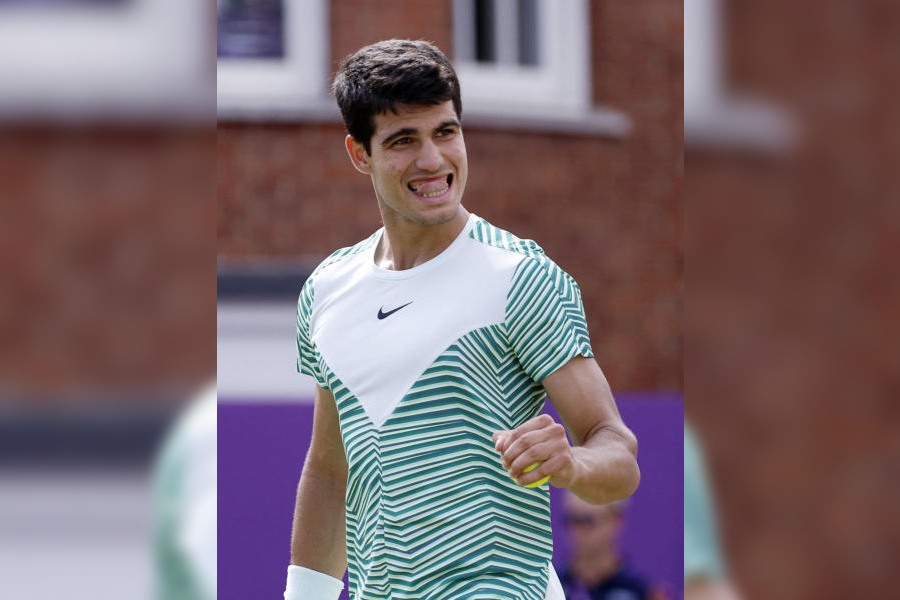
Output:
[377,301,413,320]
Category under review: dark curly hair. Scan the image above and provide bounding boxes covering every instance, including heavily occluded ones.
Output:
[332,39,463,154]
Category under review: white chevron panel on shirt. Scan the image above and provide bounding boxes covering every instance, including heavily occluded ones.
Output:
[310,216,525,428]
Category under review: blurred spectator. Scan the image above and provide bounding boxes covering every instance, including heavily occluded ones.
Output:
[153,383,217,600]
[559,490,662,600]
[684,423,740,600]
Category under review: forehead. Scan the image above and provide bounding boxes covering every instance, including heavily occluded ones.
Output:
[372,101,458,138]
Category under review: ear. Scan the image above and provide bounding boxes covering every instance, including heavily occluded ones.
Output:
[345,135,372,174]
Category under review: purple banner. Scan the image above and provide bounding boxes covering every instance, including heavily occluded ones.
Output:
[219,394,684,599]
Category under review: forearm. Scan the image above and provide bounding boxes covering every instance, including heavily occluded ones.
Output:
[567,423,640,504]
[289,463,347,578]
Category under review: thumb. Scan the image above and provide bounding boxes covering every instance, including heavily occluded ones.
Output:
[492,430,509,451]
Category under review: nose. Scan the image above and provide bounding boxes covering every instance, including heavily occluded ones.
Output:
[415,139,443,172]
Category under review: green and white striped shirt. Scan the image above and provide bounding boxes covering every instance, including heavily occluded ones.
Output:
[297,214,592,599]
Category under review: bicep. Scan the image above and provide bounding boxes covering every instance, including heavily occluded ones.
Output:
[541,356,629,447]
[305,386,347,478]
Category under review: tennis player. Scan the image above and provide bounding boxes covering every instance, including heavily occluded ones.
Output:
[285,39,640,600]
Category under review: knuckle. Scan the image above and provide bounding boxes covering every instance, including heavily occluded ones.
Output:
[521,430,539,445]
[521,447,538,463]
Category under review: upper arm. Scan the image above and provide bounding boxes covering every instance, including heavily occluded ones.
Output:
[541,356,635,451]
[304,385,347,478]
[505,257,593,383]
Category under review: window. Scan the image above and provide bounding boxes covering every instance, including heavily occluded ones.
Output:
[684,0,793,150]
[217,0,285,60]
[216,0,330,118]
[456,0,540,67]
[453,0,590,115]
[684,0,721,117]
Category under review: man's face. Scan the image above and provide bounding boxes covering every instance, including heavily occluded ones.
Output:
[346,101,468,229]
[564,496,623,559]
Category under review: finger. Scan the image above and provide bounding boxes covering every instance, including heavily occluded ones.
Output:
[499,414,555,453]
[502,420,566,466]
[492,430,509,451]
[515,462,551,488]
[516,452,569,488]
[506,439,557,479]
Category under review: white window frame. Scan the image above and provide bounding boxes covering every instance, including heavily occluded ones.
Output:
[0,0,208,120]
[684,0,722,118]
[453,0,590,116]
[217,0,331,119]
[684,0,794,150]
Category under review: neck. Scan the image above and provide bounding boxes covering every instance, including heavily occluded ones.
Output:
[375,207,469,270]
[570,551,620,588]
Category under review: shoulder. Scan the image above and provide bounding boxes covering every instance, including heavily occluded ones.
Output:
[468,215,580,297]
[468,215,547,260]
[298,230,381,304]
[309,230,380,283]
[468,215,564,278]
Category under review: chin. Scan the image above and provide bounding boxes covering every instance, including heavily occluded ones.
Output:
[417,203,461,226]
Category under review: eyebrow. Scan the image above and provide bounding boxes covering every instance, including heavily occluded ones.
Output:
[380,119,461,148]
[380,127,417,148]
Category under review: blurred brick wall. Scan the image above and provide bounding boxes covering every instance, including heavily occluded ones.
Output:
[688,0,900,598]
[217,0,684,392]
[0,127,216,404]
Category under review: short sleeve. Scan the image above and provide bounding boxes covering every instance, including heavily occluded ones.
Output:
[505,257,593,382]
[296,278,328,388]
[684,424,726,581]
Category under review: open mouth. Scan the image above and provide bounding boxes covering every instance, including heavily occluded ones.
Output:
[408,173,453,199]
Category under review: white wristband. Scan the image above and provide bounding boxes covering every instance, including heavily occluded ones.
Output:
[284,565,344,600]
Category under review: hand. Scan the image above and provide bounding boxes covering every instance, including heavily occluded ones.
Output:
[492,414,577,488]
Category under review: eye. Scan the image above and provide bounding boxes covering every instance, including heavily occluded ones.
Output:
[436,128,456,138]
[392,137,413,147]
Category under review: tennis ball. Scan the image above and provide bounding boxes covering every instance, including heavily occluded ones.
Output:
[519,462,550,488]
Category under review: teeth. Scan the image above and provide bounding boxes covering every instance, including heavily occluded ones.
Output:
[409,178,449,198]
[420,185,448,198]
